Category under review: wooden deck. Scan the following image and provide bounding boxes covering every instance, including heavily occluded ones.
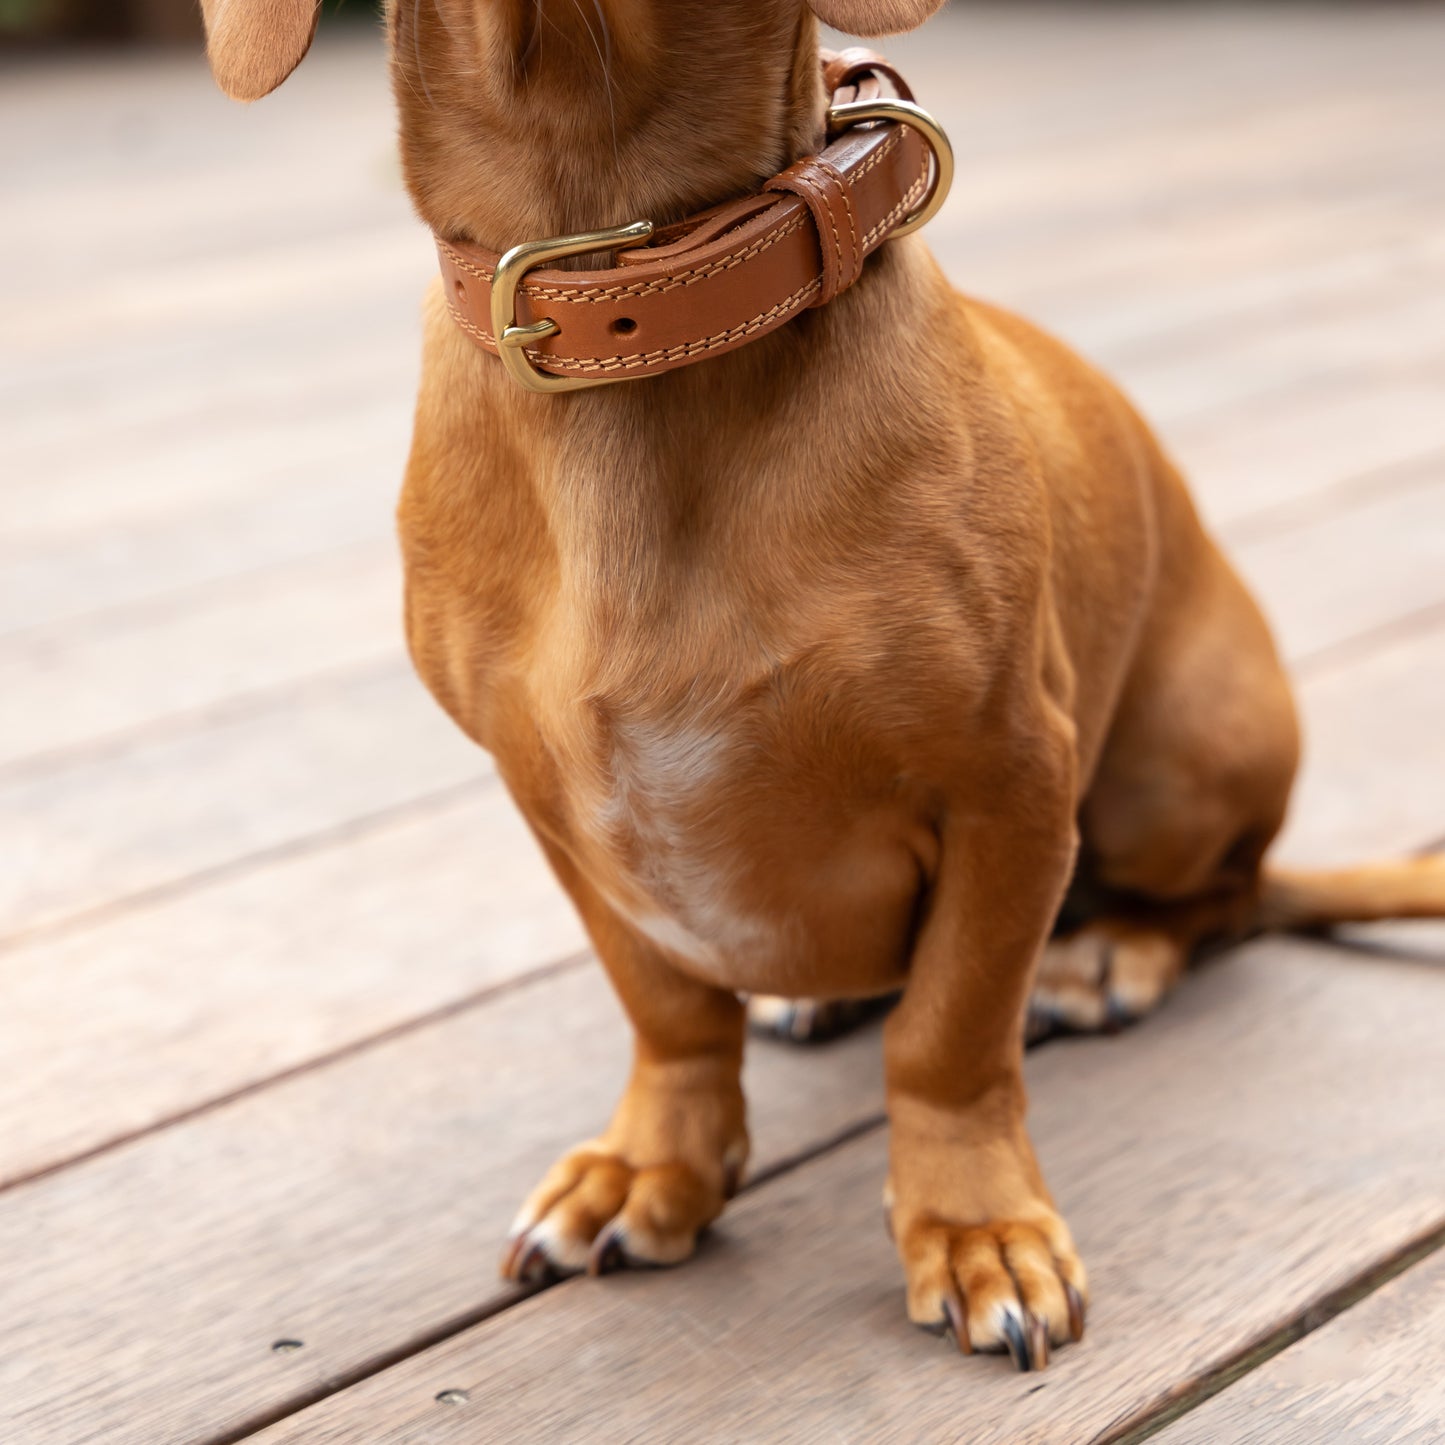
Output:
[3,4,1445,1441]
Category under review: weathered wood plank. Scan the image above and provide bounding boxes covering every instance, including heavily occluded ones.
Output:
[0,543,400,770]
[1155,1248,1445,1445]
[981,187,1445,349]
[4,366,409,544]
[0,965,888,1445]
[0,432,405,635]
[1172,366,1445,529]
[12,301,1434,643]
[0,784,586,1188]
[0,336,411,532]
[9,287,1437,675]
[8,7,1439,300]
[1233,474,1445,669]
[240,936,1445,1445]
[0,10,1439,1445]
[0,37,405,305]
[0,659,485,938]
[7,11,1441,682]
[1280,621,1445,866]
[1101,254,1445,426]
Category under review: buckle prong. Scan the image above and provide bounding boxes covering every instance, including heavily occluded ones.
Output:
[498,318,559,349]
[826,98,954,239]
[491,219,654,393]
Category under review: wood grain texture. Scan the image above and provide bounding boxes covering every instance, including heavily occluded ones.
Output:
[0,659,487,939]
[1155,1249,1445,1445]
[1170,365,1445,529]
[0,966,888,1445]
[0,785,587,1187]
[244,938,1445,1445]
[1280,621,1445,865]
[0,656,491,936]
[1233,475,1445,670]
[0,403,409,635]
[0,542,400,769]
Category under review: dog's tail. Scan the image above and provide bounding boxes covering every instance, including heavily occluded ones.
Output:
[1257,854,1445,930]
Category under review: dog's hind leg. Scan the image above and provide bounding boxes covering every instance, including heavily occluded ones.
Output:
[1028,498,1301,1043]
[1027,920,1188,1040]
[747,991,897,1042]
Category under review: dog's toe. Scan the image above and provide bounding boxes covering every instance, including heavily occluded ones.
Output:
[902,1214,1087,1370]
[1029,924,1185,1040]
[501,1149,722,1284]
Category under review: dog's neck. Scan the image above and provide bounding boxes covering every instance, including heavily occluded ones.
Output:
[391,1,944,621]
[390,0,825,253]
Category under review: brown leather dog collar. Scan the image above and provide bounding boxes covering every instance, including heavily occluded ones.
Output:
[434,49,953,393]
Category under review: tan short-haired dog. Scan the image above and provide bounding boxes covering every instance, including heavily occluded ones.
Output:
[204,0,1445,1369]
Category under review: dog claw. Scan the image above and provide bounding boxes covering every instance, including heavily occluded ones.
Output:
[588,1225,627,1277]
[513,1238,557,1284]
[1028,1312,1050,1369]
[1065,1282,1086,1342]
[944,1294,971,1354]
[1000,1310,1031,1371]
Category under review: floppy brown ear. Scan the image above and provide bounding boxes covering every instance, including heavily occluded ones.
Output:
[200,0,321,101]
[809,0,945,37]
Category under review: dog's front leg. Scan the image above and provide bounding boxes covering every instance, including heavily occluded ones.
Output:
[501,879,748,1283]
[886,730,1086,1370]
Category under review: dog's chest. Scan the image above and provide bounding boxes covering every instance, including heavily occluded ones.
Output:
[403,471,973,993]
[569,703,779,976]
[525,651,931,995]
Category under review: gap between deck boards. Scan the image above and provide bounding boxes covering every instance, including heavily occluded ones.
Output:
[0,947,592,1200]
[214,929,1445,1445]
[208,1112,898,1445]
[1105,1218,1445,1445]
[0,774,494,959]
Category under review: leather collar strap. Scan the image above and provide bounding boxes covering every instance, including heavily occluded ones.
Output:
[435,50,946,391]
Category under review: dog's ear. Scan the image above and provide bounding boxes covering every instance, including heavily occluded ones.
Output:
[200,0,321,101]
[807,0,945,37]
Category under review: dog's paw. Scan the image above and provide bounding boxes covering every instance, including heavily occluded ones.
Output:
[500,1145,738,1284]
[746,992,893,1043]
[898,1210,1087,1370]
[1027,924,1185,1041]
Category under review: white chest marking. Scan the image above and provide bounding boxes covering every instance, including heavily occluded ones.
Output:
[585,717,782,976]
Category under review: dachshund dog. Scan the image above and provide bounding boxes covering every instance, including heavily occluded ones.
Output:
[202,0,1445,1370]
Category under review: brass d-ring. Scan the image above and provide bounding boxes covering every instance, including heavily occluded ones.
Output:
[826,98,954,239]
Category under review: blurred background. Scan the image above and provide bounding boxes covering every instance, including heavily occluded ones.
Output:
[2,4,1443,1444]
[1,0,204,42]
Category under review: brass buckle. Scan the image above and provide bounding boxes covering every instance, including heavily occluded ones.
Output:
[826,98,954,239]
[490,219,655,394]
